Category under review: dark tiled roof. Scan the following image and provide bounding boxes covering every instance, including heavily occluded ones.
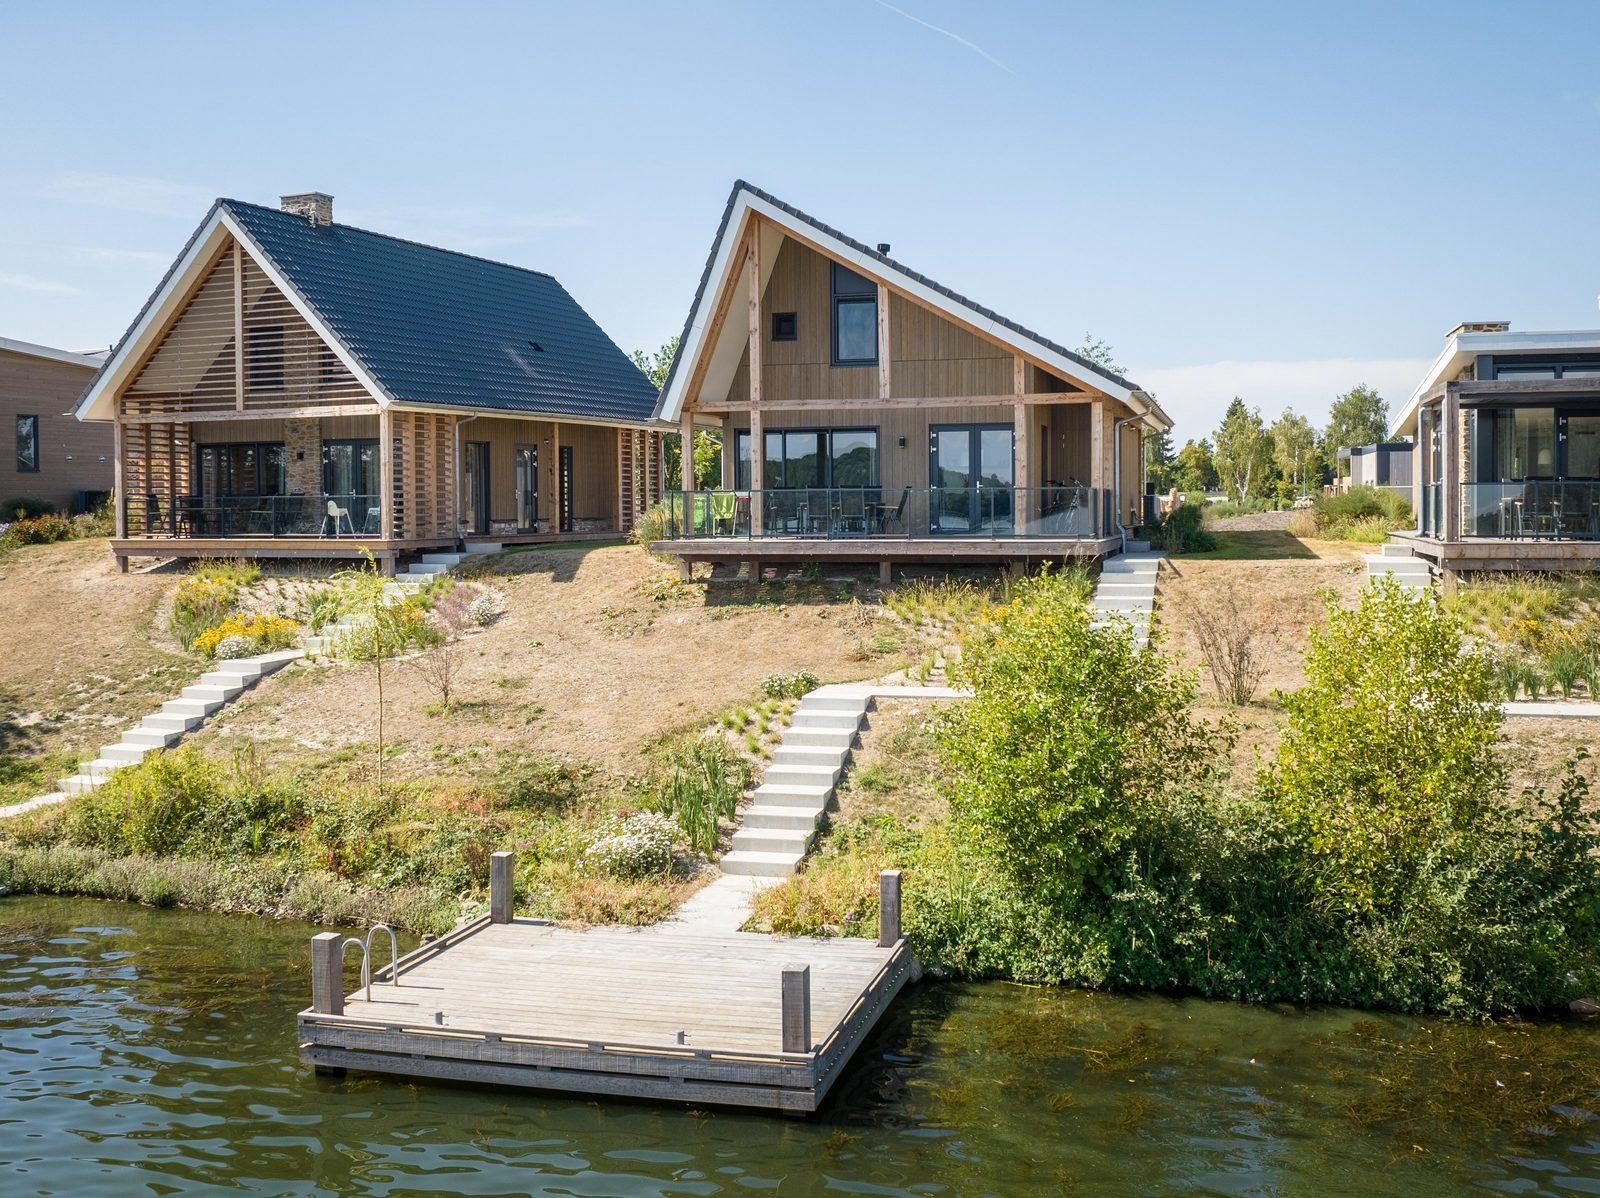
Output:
[225,200,657,423]
[653,180,1144,419]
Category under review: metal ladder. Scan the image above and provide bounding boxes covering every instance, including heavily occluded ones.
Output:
[339,924,401,1001]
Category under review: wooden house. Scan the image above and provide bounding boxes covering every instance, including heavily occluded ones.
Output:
[651,182,1172,578]
[1,336,110,513]
[1392,322,1600,572]
[75,193,663,573]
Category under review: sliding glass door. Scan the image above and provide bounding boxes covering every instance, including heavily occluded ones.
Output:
[930,424,1013,534]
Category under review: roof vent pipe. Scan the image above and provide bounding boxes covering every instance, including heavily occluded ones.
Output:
[876,242,891,255]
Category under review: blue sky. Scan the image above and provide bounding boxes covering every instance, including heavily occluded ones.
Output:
[3,0,1598,440]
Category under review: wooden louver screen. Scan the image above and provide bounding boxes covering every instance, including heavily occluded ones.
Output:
[617,429,663,533]
[121,238,371,418]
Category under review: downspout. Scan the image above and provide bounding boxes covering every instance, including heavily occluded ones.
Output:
[1113,413,1142,555]
[454,414,477,550]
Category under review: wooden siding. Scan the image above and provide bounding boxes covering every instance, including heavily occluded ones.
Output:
[120,237,375,419]
[468,416,622,532]
[188,414,378,444]
[0,348,110,509]
[392,410,456,539]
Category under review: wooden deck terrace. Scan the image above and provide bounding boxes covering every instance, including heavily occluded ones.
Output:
[654,534,1123,579]
[1393,531,1600,573]
[298,859,917,1113]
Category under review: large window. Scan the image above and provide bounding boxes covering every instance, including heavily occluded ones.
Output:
[1472,406,1600,480]
[830,263,877,365]
[16,415,38,473]
[195,442,286,498]
[323,439,378,499]
[735,428,879,490]
[1566,414,1600,479]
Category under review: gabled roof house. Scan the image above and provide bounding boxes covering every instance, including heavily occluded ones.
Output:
[651,181,1171,578]
[78,192,664,572]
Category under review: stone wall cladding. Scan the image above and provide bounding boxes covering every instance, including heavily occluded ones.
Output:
[285,419,322,494]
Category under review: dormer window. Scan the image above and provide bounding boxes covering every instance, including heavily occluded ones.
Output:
[830,263,877,365]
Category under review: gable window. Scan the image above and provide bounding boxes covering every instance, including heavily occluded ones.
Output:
[771,311,797,342]
[246,325,284,393]
[830,263,877,365]
[16,415,39,473]
[735,428,879,490]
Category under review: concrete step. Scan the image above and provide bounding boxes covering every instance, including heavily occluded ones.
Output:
[770,744,851,768]
[100,743,152,765]
[163,697,221,718]
[720,849,803,877]
[406,562,449,576]
[142,711,203,734]
[253,650,304,671]
[182,683,242,704]
[123,727,182,749]
[742,805,824,832]
[798,694,872,714]
[85,758,126,780]
[1093,594,1155,611]
[1379,542,1415,558]
[208,660,266,679]
[420,553,466,566]
[463,541,503,554]
[782,727,857,749]
[1123,539,1152,552]
[200,670,256,690]
[729,828,813,856]
[762,763,843,788]
[1096,581,1156,597]
[789,710,862,731]
[749,782,833,809]
[59,774,102,795]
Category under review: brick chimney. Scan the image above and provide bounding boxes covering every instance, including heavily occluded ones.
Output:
[1446,320,1510,340]
[280,192,333,226]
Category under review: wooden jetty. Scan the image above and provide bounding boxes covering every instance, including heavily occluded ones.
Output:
[297,857,916,1112]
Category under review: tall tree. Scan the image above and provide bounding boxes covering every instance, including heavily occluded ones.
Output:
[1143,428,1176,491]
[1213,399,1271,503]
[1172,438,1219,493]
[632,336,720,489]
[1324,384,1390,475]
[1075,332,1126,376]
[629,335,679,389]
[1269,410,1318,496]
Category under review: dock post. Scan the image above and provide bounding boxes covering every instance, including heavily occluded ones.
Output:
[311,931,344,1016]
[490,851,516,923]
[878,869,902,947]
[781,964,812,1053]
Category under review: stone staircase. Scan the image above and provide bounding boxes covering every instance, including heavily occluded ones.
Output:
[720,683,963,877]
[1090,544,1163,649]
[14,649,307,814]
[1364,541,1433,591]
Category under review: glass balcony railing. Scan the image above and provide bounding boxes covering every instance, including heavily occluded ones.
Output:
[126,494,383,538]
[658,486,1102,541]
[1460,481,1600,540]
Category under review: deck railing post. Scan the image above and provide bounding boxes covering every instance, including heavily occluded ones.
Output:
[490,851,515,924]
[781,963,812,1054]
[311,931,343,1016]
[878,869,902,947]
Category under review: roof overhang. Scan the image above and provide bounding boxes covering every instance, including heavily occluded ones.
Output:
[1392,328,1600,437]
[74,203,392,422]
[0,336,105,370]
[656,185,1172,433]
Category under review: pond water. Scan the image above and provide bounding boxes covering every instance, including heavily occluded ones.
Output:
[2,896,1598,1197]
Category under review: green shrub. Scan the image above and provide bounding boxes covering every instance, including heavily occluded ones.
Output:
[1149,502,1217,553]
[170,574,239,650]
[645,735,750,853]
[0,496,57,521]
[585,812,676,878]
[1,514,72,545]
[629,502,671,547]
[761,669,820,699]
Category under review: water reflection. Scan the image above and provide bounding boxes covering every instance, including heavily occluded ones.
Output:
[1,897,1596,1196]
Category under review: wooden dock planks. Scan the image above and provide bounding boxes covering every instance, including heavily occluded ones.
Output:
[298,915,915,1112]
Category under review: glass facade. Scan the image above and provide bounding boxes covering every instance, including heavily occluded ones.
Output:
[735,428,879,490]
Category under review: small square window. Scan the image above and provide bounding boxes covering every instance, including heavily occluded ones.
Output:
[771,312,797,342]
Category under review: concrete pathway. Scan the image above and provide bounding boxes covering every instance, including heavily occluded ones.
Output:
[1503,699,1600,719]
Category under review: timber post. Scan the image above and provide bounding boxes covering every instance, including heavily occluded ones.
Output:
[781,963,812,1054]
[311,931,343,1016]
[878,869,902,947]
[490,851,516,923]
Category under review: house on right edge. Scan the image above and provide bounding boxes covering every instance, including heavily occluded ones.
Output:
[651,181,1172,579]
[1393,321,1600,573]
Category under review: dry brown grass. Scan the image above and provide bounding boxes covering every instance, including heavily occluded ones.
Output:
[189,543,918,785]
[832,699,948,826]
[0,538,200,761]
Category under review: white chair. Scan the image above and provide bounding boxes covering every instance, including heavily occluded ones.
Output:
[321,499,355,537]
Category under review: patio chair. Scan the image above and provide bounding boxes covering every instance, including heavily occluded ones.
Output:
[873,487,911,534]
[320,499,355,537]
